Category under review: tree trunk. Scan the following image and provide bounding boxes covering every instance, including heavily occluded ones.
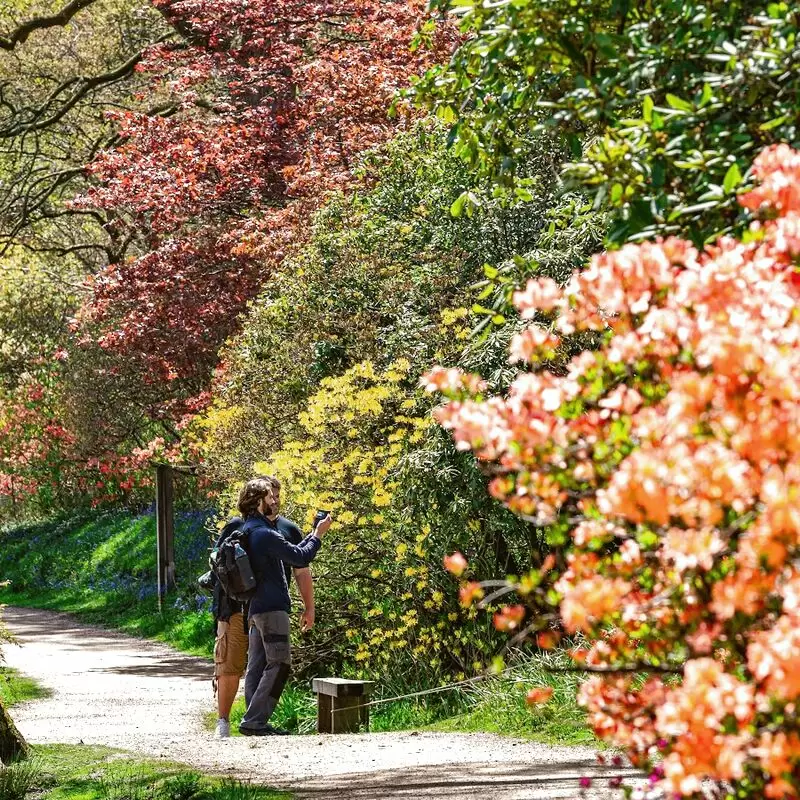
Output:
[0,698,29,763]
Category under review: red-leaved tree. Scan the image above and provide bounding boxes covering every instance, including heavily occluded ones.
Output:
[428,145,800,799]
[74,0,453,422]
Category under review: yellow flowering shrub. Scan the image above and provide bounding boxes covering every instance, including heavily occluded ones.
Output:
[251,358,504,687]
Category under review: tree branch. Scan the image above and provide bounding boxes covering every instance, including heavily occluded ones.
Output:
[544,663,684,676]
[0,0,99,51]
[1,50,144,138]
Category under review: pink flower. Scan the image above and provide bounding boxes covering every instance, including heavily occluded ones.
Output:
[512,277,563,316]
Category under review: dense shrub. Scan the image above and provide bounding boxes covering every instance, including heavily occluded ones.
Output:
[196,124,583,482]
[415,0,800,245]
[430,146,800,797]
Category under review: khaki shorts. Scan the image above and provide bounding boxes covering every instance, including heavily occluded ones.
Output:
[214,612,248,678]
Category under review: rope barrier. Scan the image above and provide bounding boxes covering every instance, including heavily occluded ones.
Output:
[329,665,518,717]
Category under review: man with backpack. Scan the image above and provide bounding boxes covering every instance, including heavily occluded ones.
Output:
[236,476,330,736]
[211,476,323,738]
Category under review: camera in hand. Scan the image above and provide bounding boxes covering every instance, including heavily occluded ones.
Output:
[313,509,330,530]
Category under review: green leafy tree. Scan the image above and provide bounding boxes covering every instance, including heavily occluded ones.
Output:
[0,0,167,264]
[414,0,800,244]
[198,124,592,483]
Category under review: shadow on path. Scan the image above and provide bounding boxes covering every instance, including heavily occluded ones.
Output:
[292,760,639,799]
[90,654,211,680]
[5,605,210,682]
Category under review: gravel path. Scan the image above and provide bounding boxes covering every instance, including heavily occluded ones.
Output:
[2,606,636,798]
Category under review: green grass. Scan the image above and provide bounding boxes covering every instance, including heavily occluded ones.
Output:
[426,651,596,745]
[0,510,217,658]
[205,685,316,736]
[0,666,52,707]
[205,682,472,737]
[2,744,290,800]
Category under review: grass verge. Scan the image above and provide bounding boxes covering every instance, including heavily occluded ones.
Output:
[1,744,290,800]
[426,653,596,745]
[205,685,467,736]
[0,666,52,707]
[0,510,216,658]
[204,653,594,745]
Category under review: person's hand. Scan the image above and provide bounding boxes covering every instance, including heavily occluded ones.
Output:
[300,606,315,632]
[315,514,332,537]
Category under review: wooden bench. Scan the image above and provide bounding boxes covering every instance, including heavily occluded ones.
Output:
[311,678,375,733]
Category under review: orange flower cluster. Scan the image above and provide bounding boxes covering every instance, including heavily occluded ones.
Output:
[427,145,800,798]
[656,659,755,794]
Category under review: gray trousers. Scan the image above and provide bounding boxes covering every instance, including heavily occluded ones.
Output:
[240,610,291,731]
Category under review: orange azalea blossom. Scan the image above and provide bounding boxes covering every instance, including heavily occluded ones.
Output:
[617,538,643,572]
[578,675,666,760]
[536,630,561,649]
[748,614,800,701]
[760,463,800,540]
[585,629,637,667]
[711,567,776,620]
[493,604,525,631]
[427,146,800,799]
[525,686,554,705]
[765,777,798,800]
[660,527,726,573]
[558,575,631,634]
[656,660,755,794]
[443,551,468,576]
[512,276,562,315]
[508,326,560,363]
[656,659,755,736]
[739,144,800,215]
[571,519,621,547]
[779,569,800,616]
[421,366,486,396]
[458,581,484,608]
[685,621,722,656]
[736,520,790,573]
[756,731,800,780]
[662,735,752,796]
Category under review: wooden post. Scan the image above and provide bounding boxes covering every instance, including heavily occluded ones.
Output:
[155,464,175,611]
[312,678,375,733]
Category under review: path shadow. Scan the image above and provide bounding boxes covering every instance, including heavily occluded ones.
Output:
[291,760,640,799]
[4,606,211,681]
[5,606,141,647]
[94,654,211,681]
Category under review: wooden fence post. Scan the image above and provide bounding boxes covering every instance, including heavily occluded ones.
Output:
[312,678,375,733]
[155,464,175,611]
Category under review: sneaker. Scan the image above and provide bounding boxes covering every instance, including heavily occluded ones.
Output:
[239,723,291,736]
[238,725,270,737]
[214,719,231,739]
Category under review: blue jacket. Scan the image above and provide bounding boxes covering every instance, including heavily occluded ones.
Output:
[243,512,322,615]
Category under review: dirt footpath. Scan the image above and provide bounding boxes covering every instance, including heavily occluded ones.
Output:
[2,606,635,799]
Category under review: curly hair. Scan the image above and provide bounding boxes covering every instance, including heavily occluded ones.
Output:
[237,477,274,517]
